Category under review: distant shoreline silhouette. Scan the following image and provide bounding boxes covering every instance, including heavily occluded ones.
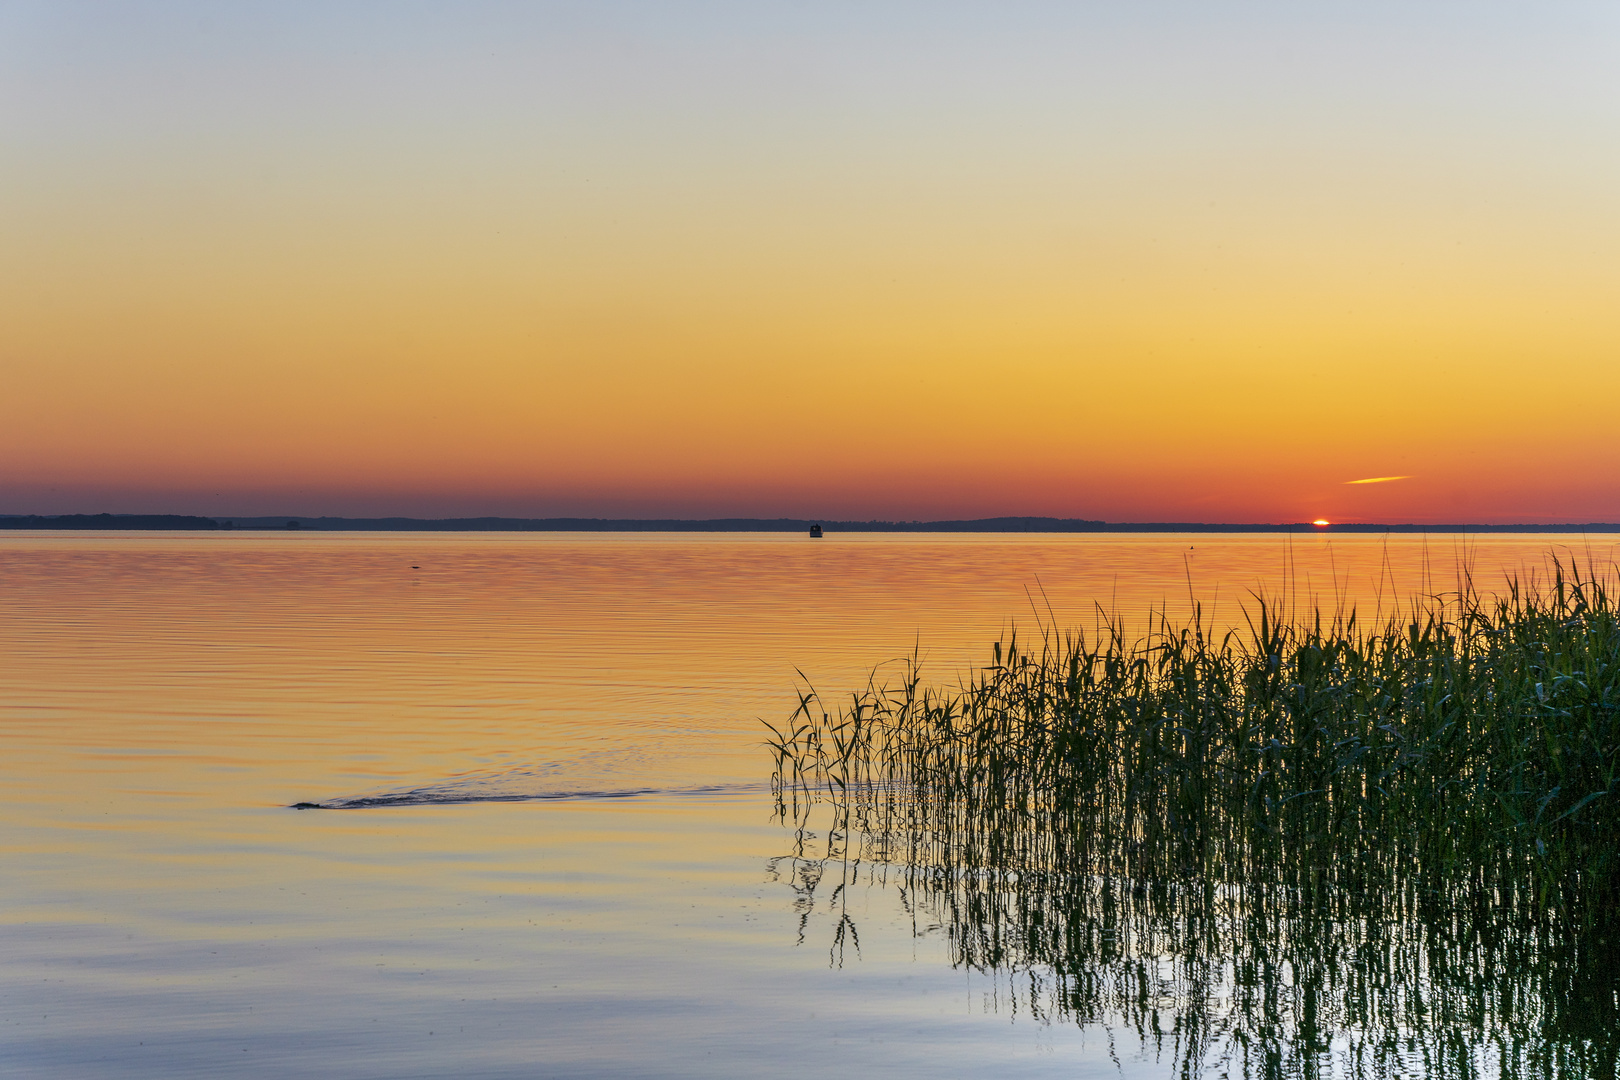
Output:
[3,513,1618,533]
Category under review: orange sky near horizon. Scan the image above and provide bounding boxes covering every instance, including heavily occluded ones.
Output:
[4,2,1618,523]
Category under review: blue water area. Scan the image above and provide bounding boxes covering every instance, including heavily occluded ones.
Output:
[3,532,1614,1077]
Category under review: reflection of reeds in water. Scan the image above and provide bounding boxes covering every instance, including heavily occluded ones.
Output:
[766,556,1620,1076]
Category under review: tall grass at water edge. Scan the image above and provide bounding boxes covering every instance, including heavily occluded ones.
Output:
[765,554,1620,1073]
[767,555,1620,914]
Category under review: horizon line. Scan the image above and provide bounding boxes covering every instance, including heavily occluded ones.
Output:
[4,512,1620,534]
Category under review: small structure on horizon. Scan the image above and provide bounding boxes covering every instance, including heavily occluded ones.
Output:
[809,524,823,538]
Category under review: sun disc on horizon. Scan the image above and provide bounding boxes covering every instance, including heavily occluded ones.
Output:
[1313,519,1331,526]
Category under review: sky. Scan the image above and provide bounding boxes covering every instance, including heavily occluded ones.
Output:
[3,1,1618,523]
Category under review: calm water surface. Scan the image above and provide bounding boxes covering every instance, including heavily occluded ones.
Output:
[2,531,1612,1077]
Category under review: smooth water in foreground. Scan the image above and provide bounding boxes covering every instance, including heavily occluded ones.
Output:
[2,531,1615,1078]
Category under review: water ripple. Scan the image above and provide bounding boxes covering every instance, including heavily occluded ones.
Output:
[294,781,767,809]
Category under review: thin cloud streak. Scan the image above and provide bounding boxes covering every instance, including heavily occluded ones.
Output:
[1345,476,1413,485]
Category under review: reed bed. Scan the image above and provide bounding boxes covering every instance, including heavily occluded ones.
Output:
[765,556,1620,1075]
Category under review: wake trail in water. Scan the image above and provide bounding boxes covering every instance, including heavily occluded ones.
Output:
[292,781,768,809]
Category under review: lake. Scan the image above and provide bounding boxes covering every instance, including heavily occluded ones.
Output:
[2,531,1615,1078]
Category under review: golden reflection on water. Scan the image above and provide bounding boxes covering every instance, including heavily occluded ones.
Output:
[1,531,1614,1077]
[6,530,1606,805]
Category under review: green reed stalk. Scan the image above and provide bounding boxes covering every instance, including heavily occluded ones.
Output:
[766,556,1620,917]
